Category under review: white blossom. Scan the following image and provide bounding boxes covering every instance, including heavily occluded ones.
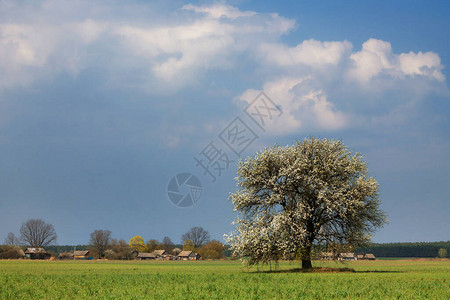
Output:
[226,138,387,268]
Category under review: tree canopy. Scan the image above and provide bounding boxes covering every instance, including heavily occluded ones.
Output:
[89,229,111,258]
[226,138,387,269]
[183,239,195,252]
[197,240,226,259]
[146,239,159,252]
[161,236,175,252]
[4,232,18,246]
[19,219,57,247]
[129,236,146,253]
[181,227,210,249]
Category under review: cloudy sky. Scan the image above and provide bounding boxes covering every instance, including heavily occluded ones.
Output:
[1,0,449,245]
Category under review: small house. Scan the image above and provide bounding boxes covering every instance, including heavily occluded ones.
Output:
[177,251,199,260]
[24,248,52,260]
[153,249,168,259]
[339,253,356,261]
[363,253,376,260]
[74,250,90,260]
[136,252,156,260]
[356,254,364,260]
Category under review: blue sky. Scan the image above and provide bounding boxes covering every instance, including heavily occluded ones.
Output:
[0,0,449,245]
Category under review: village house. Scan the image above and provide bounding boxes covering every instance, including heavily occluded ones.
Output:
[74,250,90,260]
[24,248,52,260]
[153,250,168,259]
[135,252,156,260]
[363,253,376,260]
[339,253,356,261]
[57,250,90,260]
[177,251,200,260]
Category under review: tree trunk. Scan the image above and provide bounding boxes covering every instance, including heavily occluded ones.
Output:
[302,259,312,270]
[301,245,313,270]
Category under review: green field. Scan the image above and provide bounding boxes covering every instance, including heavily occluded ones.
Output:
[0,259,448,299]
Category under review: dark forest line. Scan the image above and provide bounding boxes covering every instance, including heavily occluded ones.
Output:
[356,241,450,257]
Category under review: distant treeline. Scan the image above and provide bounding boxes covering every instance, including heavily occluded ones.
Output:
[45,245,90,255]
[357,241,450,257]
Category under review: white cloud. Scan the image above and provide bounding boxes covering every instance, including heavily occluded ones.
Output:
[239,77,348,134]
[0,1,446,137]
[259,39,352,67]
[0,23,57,87]
[258,37,445,86]
[250,37,446,135]
[0,1,295,91]
[115,20,236,82]
[71,19,109,44]
[0,17,109,88]
[398,51,445,81]
[0,24,43,67]
[182,3,256,19]
[348,38,444,83]
[113,6,295,85]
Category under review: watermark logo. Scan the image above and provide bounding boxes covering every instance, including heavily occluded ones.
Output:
[167,173,202,208]
[167,92,282,207]
[219,117,258,156]
[244,92,282,131]
[194,141,234,183]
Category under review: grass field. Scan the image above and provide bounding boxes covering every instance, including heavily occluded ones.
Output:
[0,259,448,299]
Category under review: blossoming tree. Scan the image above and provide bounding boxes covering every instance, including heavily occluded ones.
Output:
[226,138,387,269]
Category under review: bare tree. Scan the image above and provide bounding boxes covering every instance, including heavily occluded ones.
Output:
[4,232,18,245]
[19,219,57,247]
[146,239,159,252]
[89,229,111,258]
[161,236,174,252]
[181,227,210,249]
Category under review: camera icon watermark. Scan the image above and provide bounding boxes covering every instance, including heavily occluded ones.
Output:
[167,173,202,208]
